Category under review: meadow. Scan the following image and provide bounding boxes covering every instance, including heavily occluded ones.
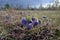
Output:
[0,10,60,25]
[0,10,60,40]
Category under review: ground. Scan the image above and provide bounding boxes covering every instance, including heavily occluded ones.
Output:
[0,10,60,25]
[0,10,60,40]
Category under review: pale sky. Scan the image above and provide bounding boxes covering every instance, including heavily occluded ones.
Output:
[0,0,60,8]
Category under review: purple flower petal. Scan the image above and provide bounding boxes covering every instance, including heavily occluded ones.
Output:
[21,19,27,25]
[33,21,38,27]
[32,17,35,21]
[26,24,32,30]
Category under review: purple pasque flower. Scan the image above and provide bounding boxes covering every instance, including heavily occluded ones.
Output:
[21,18,27,25]
[26,23,32,30]
[33,20,39,27]
[32,17,35,21]
[27,20,32,24]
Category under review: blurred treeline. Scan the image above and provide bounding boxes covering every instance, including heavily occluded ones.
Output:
[0,0,60,10]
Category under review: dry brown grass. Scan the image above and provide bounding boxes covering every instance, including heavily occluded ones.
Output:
[0,10,60,25]
[0,10,60,40]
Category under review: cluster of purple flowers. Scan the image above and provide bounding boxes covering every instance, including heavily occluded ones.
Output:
[18,17,41,30]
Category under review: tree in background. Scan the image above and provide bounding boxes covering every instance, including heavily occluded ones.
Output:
[54,0,59,8]
[27,4,31,10]
[16,4,23,10]
[5,4,11,9]
[47,4,52,10]
[39,3,43,10]
[52,0,59,10]
[3,0,60,10]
